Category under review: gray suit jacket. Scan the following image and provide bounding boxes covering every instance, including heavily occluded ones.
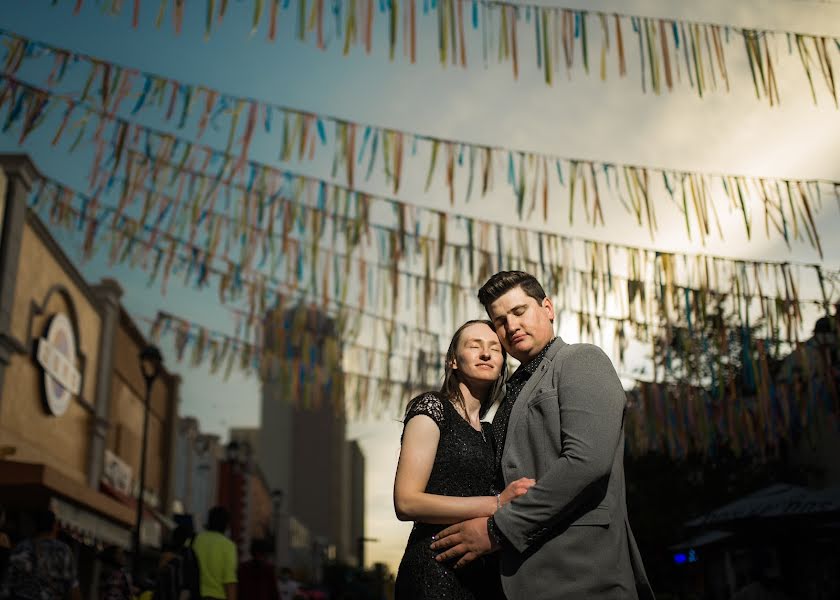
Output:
[493,338,654,600]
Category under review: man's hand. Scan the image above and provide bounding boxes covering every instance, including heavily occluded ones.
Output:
[430,517,497,568]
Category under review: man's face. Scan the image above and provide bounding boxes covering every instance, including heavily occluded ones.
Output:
[487,285,555,363]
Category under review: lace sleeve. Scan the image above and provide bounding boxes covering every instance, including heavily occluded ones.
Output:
[402,392,447,433]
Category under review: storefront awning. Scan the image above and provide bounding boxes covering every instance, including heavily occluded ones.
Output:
[100,480,176,547]
[0,460,134,548]
[687,483,840,527]
[669,530,732,550]
[52,496,132,549]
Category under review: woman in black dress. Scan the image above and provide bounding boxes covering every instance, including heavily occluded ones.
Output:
[393,320,534,599]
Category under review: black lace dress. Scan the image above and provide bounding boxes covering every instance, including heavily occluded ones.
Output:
[394,393,505,600]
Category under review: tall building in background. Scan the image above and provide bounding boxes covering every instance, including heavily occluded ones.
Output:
[172,417,222,532]
[259,303,364,576]
[292,400,348,560]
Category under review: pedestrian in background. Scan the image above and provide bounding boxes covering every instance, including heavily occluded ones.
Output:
[237,539,278,600]
[0,506,11,584]
[153,524,201,600]
[0,509,81,600]
[99,545,133,600]
[276,568,300,600]
[191,507,237,600]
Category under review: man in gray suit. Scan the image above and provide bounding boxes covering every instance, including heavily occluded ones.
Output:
[431,271,654,599]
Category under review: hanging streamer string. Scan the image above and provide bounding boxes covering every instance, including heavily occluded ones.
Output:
[55,1,840,105]
[1,29,836,242]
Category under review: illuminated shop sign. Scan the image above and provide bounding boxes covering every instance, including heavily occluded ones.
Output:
[36,313,81,416]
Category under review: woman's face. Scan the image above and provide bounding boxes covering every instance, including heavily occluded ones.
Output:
[452,322,504,384]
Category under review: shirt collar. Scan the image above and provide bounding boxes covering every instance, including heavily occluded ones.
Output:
[511,337,557,380]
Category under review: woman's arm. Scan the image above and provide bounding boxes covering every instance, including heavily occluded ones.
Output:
[393,415,533,524]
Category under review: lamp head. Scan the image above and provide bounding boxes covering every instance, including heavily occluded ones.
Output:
[225,440,240,463]
[139,345,163,383]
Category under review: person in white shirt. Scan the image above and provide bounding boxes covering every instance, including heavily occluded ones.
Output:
[276,567,300,600]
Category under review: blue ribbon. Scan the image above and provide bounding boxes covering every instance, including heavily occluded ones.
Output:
[131,76,152,114]
[495,225,503,271]
[317,118,327,144]
[358,126,372,163]
[507,152,515,185]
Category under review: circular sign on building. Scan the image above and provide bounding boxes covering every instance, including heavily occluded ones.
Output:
[36,313,81,417]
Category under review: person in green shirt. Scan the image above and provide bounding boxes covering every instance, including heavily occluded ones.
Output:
[192,506,238,600]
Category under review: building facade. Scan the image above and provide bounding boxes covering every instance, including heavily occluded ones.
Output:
[259,303,365,576]
[0,155,180,598]
[172,417,223,532]
[224,427,274,560]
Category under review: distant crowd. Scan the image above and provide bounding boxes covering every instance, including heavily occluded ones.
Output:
[0,504,313,600]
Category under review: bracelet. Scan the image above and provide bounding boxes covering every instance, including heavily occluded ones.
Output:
[496,493,501,510]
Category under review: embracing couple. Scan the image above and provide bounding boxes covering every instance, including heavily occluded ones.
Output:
[393,271,655,600]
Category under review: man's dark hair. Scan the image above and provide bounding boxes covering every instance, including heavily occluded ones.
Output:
[33,509,57,535]
[99,545,126,567]
[206,506,230,533]
[250,538,272,558]
[167,524,194,550]
[477,271,547,310]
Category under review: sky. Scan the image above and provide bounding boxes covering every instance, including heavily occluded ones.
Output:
[1,0,840,573]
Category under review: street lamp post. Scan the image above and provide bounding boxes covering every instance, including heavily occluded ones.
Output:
[132,344,163,580]
[356,536,378,571]
[270,489,284,536]
[271,489,285,566]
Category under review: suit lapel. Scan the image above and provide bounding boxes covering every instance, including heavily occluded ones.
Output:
[502,337,567,459]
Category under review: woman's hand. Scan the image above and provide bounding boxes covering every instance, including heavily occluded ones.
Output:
[499,477,536,506]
